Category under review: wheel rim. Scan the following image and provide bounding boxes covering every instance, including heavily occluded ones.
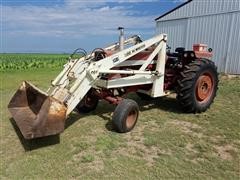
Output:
[195,72,214,103]
[126,110,137,129]
[84,96,96,108]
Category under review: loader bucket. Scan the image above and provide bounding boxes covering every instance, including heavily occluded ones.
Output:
[8,81,67,139]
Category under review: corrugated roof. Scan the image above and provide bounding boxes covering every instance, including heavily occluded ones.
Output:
[155,0,193,21]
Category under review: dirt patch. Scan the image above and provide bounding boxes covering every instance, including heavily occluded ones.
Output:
[68,122,166,168]
[214,144,237,160]
[220,74,240,80]
[67,128,106,172]
[113,123,171,167]
[72,150,104,172]
[210,135,225,144]
[167,120,203,138]
[113,144,162,167]
[168,119,201,130]
[87,128,106,143]
[186,143,198,154]
[185,143,200,164]
[79,158,104,173]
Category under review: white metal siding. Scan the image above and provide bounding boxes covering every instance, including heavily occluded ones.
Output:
[225,12,240,74]
[156,19,187,50]
[185,13,233,72]
[159,0,240,22]
[156,0,240,74]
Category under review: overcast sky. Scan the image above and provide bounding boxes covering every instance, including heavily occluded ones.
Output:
[1,0,184,53]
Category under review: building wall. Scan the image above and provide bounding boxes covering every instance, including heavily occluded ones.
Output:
[160,0,240,21]
[156,1,240,74]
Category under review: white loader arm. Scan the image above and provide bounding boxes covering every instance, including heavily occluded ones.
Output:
[49,34,167,116]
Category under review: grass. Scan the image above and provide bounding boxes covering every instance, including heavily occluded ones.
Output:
[0,66,240,179]
[0,53,69,71]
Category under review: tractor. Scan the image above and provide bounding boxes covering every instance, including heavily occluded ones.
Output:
[8,27,218,139]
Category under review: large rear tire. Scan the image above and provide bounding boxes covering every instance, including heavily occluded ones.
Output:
[177,59,218,113]
[112,99,139,133]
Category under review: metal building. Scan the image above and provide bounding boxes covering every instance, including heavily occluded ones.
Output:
[155,0,240,74]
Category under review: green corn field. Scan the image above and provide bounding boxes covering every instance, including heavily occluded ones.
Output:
[0,54,70,71]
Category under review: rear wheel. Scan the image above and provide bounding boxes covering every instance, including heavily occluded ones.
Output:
[177,59,218,113]
[76,89,99,113]
[112,99,139,133]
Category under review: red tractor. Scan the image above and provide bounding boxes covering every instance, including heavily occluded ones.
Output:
[8,28,218,139]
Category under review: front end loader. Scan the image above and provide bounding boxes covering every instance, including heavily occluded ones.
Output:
[8,28,218,139]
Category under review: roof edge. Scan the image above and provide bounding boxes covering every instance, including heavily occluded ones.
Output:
[155,0,193,21]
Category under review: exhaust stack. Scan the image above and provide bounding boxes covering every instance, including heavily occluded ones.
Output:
[118,27,125,51]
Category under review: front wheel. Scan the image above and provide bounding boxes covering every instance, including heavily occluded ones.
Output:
[177,59,218,113]
[112,99,139,133]
[76,89,99,113]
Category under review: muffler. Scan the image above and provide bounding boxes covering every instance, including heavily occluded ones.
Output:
[8,81,67,139]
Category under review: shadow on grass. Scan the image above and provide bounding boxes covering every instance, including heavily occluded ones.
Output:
[9,111,89,151]
[137,96,181,113]
[65,111,87,129]
[10,118,60,151]
[97,94,182,132]
[9,93,182,150]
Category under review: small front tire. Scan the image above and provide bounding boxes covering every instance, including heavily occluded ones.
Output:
[76,89,99,113]
[112,99,139,133]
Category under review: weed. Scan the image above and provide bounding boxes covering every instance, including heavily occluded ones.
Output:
[81,155,95,163]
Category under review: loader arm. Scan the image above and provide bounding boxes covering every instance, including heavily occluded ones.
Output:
[50,35,143,88]
[51,34,167,115]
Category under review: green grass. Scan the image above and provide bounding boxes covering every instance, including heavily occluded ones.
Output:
[0,61,240,179]
[0,53,69,71]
